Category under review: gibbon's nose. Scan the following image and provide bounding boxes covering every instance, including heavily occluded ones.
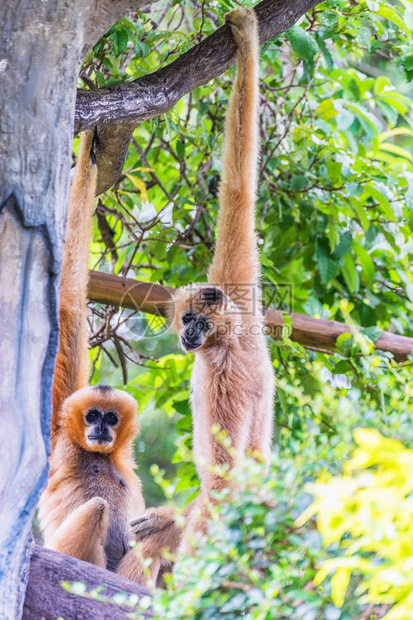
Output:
[88,419,112,443]
[96,419,106,435]
[186,319,207,343]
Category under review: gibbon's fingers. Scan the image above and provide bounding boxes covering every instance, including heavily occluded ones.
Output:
[130,506,177,540]
[52,130,98,441]
[130,514,163,540]
[156,559,174,588]
[208,7,260,291]
[225,6,257,47]
[47,497,109,567]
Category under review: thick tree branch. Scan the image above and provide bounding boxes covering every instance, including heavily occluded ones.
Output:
[88,271,413,362]
[76,0,321,194]
[23,545,152,620]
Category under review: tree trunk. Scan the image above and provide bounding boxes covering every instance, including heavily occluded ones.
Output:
[0,4,85,616]
[0,1,155,617]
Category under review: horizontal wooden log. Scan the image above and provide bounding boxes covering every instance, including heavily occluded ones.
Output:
[23,545,152,620]
[88,271,413,361]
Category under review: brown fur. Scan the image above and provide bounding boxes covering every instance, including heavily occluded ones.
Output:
[131,7,275,558]
[117,506,182,586]
[51,131,97,443]
[38,131,145,574]
[174,8,275,545]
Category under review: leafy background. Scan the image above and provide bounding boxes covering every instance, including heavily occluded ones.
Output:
[77,0,413,616]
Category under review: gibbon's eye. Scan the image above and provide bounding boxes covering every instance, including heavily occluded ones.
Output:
[105,412,119,427]
[182,312,195,325]
[85,409,100,424]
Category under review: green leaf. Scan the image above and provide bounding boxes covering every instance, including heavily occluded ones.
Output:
[176,140,185,159]
[333,361,353,374]
[287,26,318,82]
[287,26,318,60]
[173,399,191,416]
[377,5,408,33]
[318,243,340,284]
[354,243,375,284]
[327,160,342,186]
[361,326,383,342]
[342,253,358,294]
[333,231,352,259]
[116,28,129,54]
[346,103,381,139]
[318,39,334,72]
[316,100,338,121]
[291,175,308,191]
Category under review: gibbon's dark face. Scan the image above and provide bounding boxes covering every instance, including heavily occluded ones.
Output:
[174,286,225,352]
[180,311,213,351]
[84,408,119,449]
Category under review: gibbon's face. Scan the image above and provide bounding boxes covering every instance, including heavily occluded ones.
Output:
[61,386,139,454]
[84,407,118,450]
[173,285,231,353]
[180,311,213,351]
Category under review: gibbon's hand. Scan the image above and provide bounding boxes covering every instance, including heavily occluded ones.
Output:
[130,506,177,540]
[225,6,258,50]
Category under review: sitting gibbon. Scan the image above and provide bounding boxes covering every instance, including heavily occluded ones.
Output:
[125,6,275,556]
[38,133,148,575]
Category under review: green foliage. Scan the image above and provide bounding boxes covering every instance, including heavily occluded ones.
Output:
[80,0,413,613]
[149,456,329,620]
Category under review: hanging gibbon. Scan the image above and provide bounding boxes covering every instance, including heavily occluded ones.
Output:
[38,132,148,574]
[123,6,275,557]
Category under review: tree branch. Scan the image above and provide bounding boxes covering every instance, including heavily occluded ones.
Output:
[88,271,413,362]
[23,545,152,620]
[75,0,322,194]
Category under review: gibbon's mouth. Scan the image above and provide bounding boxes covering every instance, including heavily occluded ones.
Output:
[88,434,113,444]
[181,336,202,351]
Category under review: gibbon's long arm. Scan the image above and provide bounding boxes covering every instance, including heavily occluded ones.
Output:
[51,131,97,441]
[208,10,260,290]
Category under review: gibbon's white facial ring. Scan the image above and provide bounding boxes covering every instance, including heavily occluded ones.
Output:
[180,312,213,351]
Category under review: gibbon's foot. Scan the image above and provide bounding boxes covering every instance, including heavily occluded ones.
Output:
[48,496,109,567]
[130,506,176,540]
[68,496,109,529]
[225,6,257,49]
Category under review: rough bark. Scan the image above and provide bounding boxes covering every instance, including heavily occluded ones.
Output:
[75,0,322,194]
[88,271,413,361]
[23,546,152,620]
[0,4,84,616]
[95,123,138,196]
[0,1,157,617]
